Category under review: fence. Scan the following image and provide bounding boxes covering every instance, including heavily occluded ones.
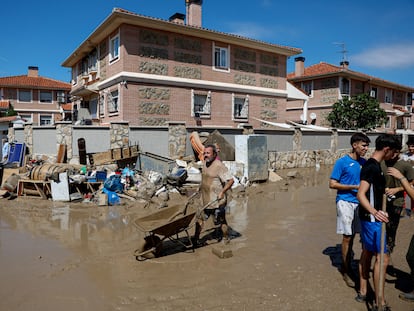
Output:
[7,121,392,170]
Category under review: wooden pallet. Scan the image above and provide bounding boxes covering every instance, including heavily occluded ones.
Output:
[17,180,51,199]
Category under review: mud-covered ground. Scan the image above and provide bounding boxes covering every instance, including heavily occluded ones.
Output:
[0,166,413,311]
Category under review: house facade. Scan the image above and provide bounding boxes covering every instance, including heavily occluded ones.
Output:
[0,66,72,126]
[287,57,414,130]
[62,3,302,129]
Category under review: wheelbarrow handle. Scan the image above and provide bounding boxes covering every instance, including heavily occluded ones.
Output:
[167,192,202,222]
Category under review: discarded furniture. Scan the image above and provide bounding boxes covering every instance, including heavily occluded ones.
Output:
[18,180,51,199]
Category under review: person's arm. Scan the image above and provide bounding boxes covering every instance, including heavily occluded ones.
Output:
[329,178,359,191]
[388,167,414,199]
[357,180,389,223]
[218,178,234,200]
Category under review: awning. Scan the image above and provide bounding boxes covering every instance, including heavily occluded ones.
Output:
[287,82,309,101]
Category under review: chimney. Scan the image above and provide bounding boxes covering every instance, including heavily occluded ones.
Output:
[186,0,202,27]
[340,61,349,69]
[294,57,305,77]
[28,66,39,77]
[169,13,185,24]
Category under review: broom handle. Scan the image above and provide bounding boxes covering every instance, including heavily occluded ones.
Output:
[377,194,387,310]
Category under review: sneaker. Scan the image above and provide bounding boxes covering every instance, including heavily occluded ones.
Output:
[355,292,367,303]
[399,291,414,302]
[342,273,355,288]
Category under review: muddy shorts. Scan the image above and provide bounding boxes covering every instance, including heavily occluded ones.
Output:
[203,206,227,226]
[336,200,360,235]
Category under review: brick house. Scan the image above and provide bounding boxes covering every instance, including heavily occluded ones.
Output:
[0,66,72,126]
[287,57,414,130]
[61,2,303,128]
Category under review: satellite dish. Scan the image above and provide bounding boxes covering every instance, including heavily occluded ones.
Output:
[310,113,317,120]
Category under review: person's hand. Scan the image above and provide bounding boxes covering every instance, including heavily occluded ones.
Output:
[385,187,399,196]
[374,210,389,223]
[387,167,404,180]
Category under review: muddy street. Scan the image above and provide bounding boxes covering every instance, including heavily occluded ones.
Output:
[0,166,413,311]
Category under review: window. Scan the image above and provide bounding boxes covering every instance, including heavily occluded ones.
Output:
[18,90,31,102]
[214,46,229,70]
[370,87,377,99]
[109,34,120,62]
[301,81,313,96]
[88,48,98,73]
[57,91,66,104]
[40,115,52,126]
[90,97,98,119]
[191,90,211,117]
[385,89,393,103]
[232,94,249,120]
[39,91,52,103]
[340,78,350,96]
[71,63,79,85]
[108,89,119,113]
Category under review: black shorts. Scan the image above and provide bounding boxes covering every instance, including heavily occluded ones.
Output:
[203,206,227,225]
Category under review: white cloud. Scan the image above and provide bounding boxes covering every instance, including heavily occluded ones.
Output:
[352,43,414,69]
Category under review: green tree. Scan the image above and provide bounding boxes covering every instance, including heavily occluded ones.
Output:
[327,93,387,130]
[6,104,17,116]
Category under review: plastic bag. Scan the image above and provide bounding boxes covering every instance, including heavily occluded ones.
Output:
[103,174,124,193]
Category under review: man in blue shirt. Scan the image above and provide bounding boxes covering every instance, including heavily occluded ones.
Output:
[330,132,370,287]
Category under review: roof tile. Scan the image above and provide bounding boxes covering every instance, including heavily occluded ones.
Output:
[0,75,70,90]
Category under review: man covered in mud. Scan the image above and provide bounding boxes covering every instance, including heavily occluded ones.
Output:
[329,132,370,288]
[193,144,234,247]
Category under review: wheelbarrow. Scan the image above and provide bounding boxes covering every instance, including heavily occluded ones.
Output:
[133,193,218,260]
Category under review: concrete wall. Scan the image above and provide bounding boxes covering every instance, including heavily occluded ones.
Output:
[32,127,56,154]
[72,126,111,155]
[10,123,394,169]
[130,127,169,158]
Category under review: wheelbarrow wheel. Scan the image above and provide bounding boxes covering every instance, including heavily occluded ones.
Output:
[135,236,162,260]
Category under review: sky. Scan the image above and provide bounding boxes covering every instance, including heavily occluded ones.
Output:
[1,0,414,87]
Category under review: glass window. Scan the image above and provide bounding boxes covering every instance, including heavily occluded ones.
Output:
[108,90,119,113]
[57,91,66,103]
[110,34,120,62]
[302,81,313,96]
[40,115,52,126]
[18,90,31,102]
[385,89,393,103]
[192,90,211,117]
[39,91,52,103]
[233,94,249,120]
[214,47,228,69]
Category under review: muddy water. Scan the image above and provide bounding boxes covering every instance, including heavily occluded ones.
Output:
[0,166,413,310]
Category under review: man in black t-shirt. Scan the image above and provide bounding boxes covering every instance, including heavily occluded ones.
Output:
[356,134,401,310]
